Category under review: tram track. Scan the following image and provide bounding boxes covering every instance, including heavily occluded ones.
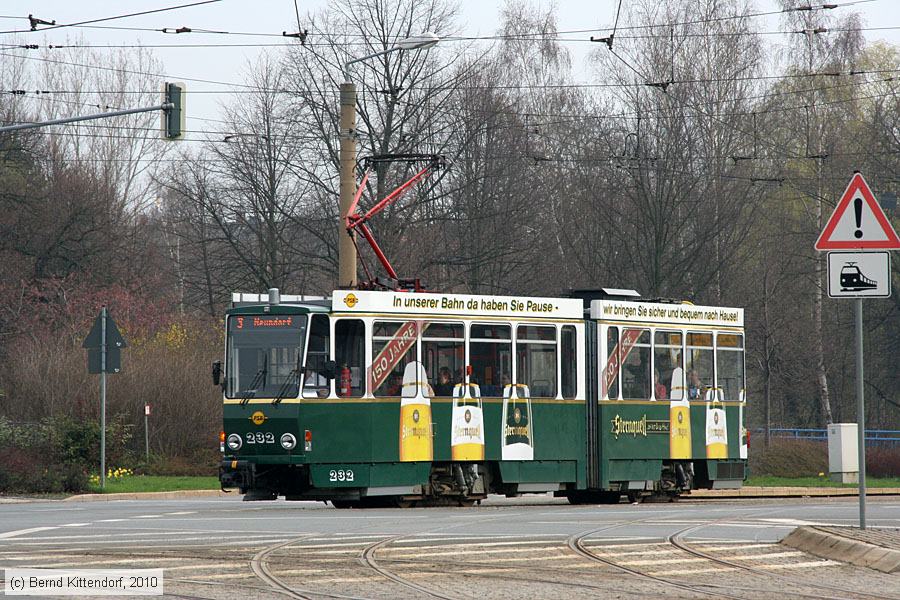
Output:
[359,535,461,600]
[563,506,887,600]
[667,523,900,600]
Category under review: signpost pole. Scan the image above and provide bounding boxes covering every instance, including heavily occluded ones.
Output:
[855,298,866,529]
[100,306,107,490]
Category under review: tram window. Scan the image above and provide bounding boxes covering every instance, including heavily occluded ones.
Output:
[605,326,619,400]
[653,330,683,401]
[621,329,651,400]
[302,314,331,398]
[334,319,364,398]
[716,333,744,401]
[226,315,306,399]
[469,323,511,397]
[423,322,464,397]
[561,326,577,399]
[372,321,420,397]
[686,332,714,400]
[516,325,557,398]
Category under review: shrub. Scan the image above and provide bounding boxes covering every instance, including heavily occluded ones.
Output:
[866,446,900,478]
[749,439,828,477]
[0,415,133,494]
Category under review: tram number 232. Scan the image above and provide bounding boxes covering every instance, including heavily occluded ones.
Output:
[329,469,355,482]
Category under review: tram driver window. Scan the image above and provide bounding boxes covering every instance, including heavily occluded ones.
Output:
[334,319,364,398]
[621,329,651,400]
[716,333,744,401]
[302,314,331,398]
[372,321,420,397]
[422,322,464,397]
[515,325,557,398]
[686,332,714,400]
[469,323,511,397]
[653,330,683,400]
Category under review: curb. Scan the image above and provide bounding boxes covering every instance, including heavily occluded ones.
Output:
[782,526,900,573]
[690,486,900,498]
[64,489,229,502]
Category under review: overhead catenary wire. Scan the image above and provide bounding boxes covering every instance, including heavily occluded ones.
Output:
[0,1,223,35]
[5,48,900,95]
[0,0,873,40]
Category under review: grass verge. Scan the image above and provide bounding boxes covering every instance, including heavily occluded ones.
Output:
[87,475,220,494]
[746,476,900,488]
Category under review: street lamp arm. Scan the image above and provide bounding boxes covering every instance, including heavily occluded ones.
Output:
[343,47,396,82]
[342,32,439,82]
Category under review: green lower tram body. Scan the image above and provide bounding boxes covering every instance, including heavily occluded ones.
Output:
[219,397,747,505]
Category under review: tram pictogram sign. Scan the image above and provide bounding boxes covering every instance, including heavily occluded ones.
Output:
[815,172,900,250]
[827,251,891,299]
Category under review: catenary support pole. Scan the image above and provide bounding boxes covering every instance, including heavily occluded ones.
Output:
[855,298,866,529]
[100,306,107,490]
[145,409,150,462]
[338,81,358,289]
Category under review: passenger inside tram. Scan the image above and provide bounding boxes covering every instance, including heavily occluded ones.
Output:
[434,367,454,396]
[654,369,667,400]
[687,370,703,399]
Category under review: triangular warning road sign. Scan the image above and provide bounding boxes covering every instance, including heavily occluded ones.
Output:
[815,172,900,250]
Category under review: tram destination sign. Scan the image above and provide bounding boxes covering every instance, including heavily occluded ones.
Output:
[591,300,743,328]
[332,290,583,320]
[827,251,891,299]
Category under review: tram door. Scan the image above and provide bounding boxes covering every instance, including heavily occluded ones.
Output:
[501,384,533,460]
[399,361,434,462]
[704,388,728,459]
[451,383,484,460]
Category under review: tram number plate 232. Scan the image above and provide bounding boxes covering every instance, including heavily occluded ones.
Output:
[329,469,354,482]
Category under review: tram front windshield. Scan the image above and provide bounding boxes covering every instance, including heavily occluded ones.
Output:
[226,315,307,399]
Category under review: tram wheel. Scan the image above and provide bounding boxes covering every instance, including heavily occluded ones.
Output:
[457,498,476,508]
[394,498,417,509]
[331,500,356,509]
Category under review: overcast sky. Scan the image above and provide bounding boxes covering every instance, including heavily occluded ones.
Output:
[3,0,899,133]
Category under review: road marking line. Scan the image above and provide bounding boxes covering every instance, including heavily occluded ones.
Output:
[134,515,163,519]
[97,519,127,522]
[649,566,734,576]
[0,527,57,539]
[726,552,806,560]
[2,531,288,542]
[19,558,188,568]
[6,537,290,547]
[164,512,197,516]
[616,557,706,566]
[695,544,776,551]
[384,546,566,558]
[587,548,680,557]
[757,560,842,569]
[60,523,91,527]
[581,539,664,548]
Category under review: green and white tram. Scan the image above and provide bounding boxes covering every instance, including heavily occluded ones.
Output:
[216,288,746,506]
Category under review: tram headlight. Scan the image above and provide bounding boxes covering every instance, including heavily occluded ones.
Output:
[226,433,242,451]
[280,433,297,450]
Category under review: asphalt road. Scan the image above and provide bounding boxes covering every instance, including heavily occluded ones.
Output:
[0,495,898,599]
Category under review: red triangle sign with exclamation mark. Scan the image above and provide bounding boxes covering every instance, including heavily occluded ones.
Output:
[815,172,900,250]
